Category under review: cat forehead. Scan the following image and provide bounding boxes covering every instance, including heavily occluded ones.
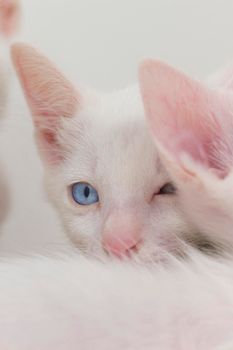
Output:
[63,84,152,154]
[82,84,145,127]
[71,84,154,155]
[63,85,167,185]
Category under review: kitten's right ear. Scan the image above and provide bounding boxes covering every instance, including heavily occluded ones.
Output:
[139,59,233,179]
[11,43,80,164]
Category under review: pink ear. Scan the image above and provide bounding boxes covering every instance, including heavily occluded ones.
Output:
[0,0,20,37]
[11,43,80,164]
[11,43,79,117]
[139,59,233,175]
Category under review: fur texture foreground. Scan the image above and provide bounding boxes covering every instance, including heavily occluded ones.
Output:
[0,252,233,350]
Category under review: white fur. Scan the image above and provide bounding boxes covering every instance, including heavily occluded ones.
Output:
[0,251,233,350]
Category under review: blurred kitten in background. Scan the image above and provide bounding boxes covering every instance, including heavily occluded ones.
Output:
[0,0,20,226]
[0,0,20,37]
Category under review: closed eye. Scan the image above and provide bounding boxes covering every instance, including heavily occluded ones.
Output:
[157,182,176,195]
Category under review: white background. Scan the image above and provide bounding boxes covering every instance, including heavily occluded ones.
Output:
[1,0,233,254]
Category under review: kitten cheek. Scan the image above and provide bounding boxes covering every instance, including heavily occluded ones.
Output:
[151,194,176,205]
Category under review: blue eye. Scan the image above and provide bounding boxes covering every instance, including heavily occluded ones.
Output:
[71,182,99,205]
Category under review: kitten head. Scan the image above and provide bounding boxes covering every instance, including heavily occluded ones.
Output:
[11,43,196,261]
[139,59,233,249]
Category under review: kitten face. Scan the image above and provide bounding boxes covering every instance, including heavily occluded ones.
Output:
[139,59,233,250]
[11,44,194,261]
[46,89,194,260]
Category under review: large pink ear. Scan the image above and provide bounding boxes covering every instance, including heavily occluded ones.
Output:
[11,43,80,164]
[139,59,233,177]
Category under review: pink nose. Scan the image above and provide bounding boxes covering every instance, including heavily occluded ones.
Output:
[102,211,143,258]
[103,232,141,258]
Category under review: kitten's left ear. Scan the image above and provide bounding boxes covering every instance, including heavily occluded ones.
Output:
[139,59,233,178]
[11,43,79,118]
[11,43,80,164]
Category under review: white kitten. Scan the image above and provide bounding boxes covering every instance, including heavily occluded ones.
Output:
[0,1,21,227]
[2,46,233,350]
[12,43,209,261]
[139,59,233,251]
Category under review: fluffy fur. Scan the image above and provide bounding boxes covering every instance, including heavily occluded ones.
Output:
[0,251,233,350]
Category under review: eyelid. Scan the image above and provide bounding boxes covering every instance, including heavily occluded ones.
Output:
[152,182,176,197]
[159,183,176,195]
